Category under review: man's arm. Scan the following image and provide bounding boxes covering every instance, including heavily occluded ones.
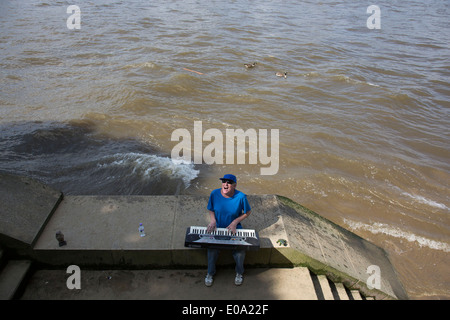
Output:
[227,210,251,234]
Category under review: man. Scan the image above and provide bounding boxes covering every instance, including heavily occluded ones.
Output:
[205,174,252,287]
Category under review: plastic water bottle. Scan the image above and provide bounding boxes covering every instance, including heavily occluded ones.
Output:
[139,223,146,237]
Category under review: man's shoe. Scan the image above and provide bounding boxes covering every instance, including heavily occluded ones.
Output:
[205,274,214,287]
[235,273,243,286]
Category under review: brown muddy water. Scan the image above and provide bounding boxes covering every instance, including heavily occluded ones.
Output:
[0,1,449,299]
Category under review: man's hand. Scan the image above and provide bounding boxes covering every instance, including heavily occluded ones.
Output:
[207,221,216,233]
[207,211,217,233]
[227,221,238,235]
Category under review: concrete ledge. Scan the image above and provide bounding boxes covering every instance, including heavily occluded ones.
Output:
[31,195,296,268]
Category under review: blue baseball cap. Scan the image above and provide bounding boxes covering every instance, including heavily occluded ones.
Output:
[219,174,237,183]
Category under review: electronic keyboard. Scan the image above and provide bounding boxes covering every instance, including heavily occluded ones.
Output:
[184,226,260,250]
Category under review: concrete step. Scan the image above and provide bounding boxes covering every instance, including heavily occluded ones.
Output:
[0,260,32,300]
[312,274,372,300]
[21,267,319,300]
[314,274,335,300]
[333,282,350,300]
[20,266,373,300]
[349,289,363,300]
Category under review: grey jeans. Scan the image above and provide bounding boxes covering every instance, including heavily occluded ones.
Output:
[207,248,245,275]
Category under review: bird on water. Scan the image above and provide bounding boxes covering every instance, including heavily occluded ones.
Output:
[276,71,287,78]
[244,62,257,68]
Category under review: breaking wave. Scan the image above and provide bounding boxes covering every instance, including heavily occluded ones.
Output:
[400,191,449,211]
[97,152,199,189]
[0,121,199,195]
[344,219,450,253]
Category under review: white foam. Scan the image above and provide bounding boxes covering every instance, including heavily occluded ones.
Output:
[401,191,449,211]
[344,218,450,253]
[98,152,199,187]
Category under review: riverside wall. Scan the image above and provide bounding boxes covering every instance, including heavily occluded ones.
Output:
[0,172,408,299]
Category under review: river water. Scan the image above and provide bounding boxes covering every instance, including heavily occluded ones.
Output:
[0,0,449,299]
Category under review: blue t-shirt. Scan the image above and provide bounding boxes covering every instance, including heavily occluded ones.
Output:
[207,189,251,229]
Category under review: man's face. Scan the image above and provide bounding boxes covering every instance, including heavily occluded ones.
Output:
[221,179,236,197]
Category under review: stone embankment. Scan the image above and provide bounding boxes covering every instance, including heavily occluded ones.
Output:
[0,172,408,300]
